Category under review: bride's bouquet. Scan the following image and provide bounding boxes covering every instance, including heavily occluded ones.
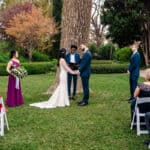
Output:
[11,66,28,79]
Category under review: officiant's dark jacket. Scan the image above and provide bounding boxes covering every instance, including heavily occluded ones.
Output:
[66,53,80,68]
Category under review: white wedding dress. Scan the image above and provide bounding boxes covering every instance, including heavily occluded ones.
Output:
[30,59,72,108]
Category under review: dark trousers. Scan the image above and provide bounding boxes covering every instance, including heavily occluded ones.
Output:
[67,73,77,97]
[129,76,138,99]
[145,112,150,136]
[81,77,89,104]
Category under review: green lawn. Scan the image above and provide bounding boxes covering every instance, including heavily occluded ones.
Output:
[0,73,148,150]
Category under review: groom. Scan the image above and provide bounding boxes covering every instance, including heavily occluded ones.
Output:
[77,43,92,106]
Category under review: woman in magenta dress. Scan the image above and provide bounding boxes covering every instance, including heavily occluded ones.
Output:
[6,50,24,107]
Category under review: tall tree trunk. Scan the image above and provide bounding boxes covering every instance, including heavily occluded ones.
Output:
[45,0,92,94]
[60,0,92,49]
[142,22,150,66]
[28,48,32,61]
[142,0,150,66]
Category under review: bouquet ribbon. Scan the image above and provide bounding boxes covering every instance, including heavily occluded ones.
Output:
[15,77,20,89]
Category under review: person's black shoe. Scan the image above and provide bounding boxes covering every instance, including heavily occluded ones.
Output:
[72,96,76,100]
[78,102,88,106]
[144,140,150,145]
[126,97,133,101]
[128,100,132,103]
[77,101,83,104]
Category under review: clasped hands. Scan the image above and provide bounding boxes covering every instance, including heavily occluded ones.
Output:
[73,70,80,75]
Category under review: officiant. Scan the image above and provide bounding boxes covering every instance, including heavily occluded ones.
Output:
[66,45,80,100]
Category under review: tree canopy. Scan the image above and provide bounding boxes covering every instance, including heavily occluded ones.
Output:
[101,0,147,47]
[5,4,57,60]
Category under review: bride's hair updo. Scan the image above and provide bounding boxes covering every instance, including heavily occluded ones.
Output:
[10,50,17,59]
[57,48,66,66]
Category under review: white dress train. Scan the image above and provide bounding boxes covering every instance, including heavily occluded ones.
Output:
[30,59,70,108]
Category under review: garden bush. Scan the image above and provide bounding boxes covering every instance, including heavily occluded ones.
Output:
[91,63,128,74]
[0,60,129,75]
[98,43,115,60]
[0,61,57,76]
[92,60,114,64]
[114,47,132,62]
[89,43,100,59]
[32,51,50,62]
[0,52,9,63]
[0,41,10,51]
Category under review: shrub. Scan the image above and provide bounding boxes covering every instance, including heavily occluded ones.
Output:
[98,43,115,60]
[114,47,132,62]
[0,61,57,76]
[91,63,128,74]
[32,51,50,62]
[0,41,10,51]
[0,52,9,63]
[0,60,128,75]
[19,56,29,62]
[92,60,114,64]
[89,43,97,53]
[89,43,100,59]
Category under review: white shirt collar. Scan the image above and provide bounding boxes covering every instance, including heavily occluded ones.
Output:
[133,50,137,55]
[84,48,88,53]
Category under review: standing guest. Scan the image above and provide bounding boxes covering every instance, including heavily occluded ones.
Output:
[77,43,92,106]
[66,45,80,100]
[6,50,24,107]
[127,41,141,101]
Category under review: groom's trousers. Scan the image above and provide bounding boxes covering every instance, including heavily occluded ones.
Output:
[81,77,89,104]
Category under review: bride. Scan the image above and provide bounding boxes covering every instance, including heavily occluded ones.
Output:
[30,48,78,108]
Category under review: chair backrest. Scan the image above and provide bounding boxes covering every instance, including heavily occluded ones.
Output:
[0,96,5,113]
[136,97,150,105]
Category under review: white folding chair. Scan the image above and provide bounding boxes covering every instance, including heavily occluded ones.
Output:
[130,97,150,136]
[0,96,9,136]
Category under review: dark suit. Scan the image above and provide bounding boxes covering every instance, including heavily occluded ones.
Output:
[79,50,92,104]
[128,51,140,99]
[66,53,80,97]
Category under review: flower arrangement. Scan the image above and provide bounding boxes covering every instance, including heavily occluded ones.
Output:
[10,66,28,79]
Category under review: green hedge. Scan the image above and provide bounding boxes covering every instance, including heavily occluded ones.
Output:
[0,61,57,76]
[92,60,114,64]
[0,61,128,76]
[32,51,50,62]
[91,64,128,74]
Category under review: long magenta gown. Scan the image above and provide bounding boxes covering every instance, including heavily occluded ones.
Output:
[6,60,24,107]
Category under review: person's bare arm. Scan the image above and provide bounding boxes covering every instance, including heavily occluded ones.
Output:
[60,59,76,74]
[134,86,140,98]
[6,61,12,74]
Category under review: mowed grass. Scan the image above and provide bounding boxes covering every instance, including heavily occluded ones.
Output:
[0,73,148,150]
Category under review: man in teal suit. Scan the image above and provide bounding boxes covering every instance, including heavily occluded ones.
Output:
[127,42,141,101]
[77,43,92,106]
